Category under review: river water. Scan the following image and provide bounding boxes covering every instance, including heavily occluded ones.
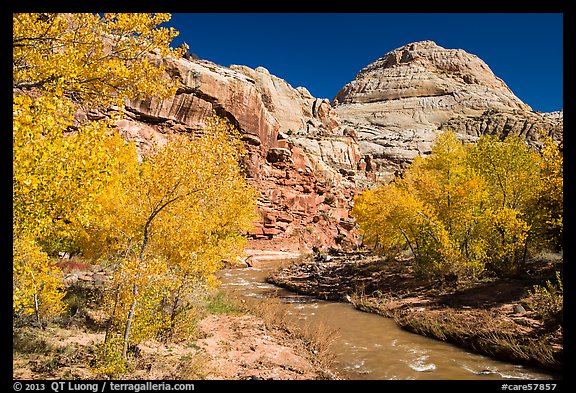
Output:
[217,258,559,380]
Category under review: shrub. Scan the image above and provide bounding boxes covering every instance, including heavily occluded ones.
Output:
[526,271,563,326]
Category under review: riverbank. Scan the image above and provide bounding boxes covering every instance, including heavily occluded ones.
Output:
[13,312,336,380]
[13,256,341,380]
[267,251,563,374]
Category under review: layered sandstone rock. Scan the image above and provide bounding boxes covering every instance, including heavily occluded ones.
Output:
[334,40,563,182]
[439,109,563,145]
[87,40,562,251]
[229,64,361,180]
[114,56,361,252]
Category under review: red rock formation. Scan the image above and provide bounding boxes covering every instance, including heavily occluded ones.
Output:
[114,56,361,252]
[76,40,563,253]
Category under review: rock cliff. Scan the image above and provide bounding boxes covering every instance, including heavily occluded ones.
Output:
[114,56,361,252]
[101,40,562,251]
[333,40,563,182]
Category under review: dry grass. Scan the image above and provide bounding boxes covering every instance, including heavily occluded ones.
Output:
[14,252,344,380]
[129,339,213,380]
[13,324,104,379]
[349,290,401,318]
[392,308,562,372]
[219,289,339,374]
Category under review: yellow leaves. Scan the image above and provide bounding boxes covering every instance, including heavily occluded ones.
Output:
[14,13,179,109]
[12,13,186,329]
[468,134,542,210]
[484,207,530,244]
[13,112,130,251]
[536,137,563,247]
[13,234,66,320]
[92,337,128,378]
[353,183,426,258]
[100,254,173,367]
[353,129,562,280]
[477,207,531,275]
[77,114,258,362]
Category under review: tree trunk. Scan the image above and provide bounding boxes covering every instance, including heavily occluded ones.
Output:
[104,283,121,344]
[121,213,153,358]
[122,284,138,359]
[34,293,42,328]
[119,185,185,358]
[400,228,418,263]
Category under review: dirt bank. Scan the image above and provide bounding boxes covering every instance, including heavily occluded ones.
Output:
[267,251,563,373]
[195,313,337,379]
[13,254,340,381]
[13,310,339,380]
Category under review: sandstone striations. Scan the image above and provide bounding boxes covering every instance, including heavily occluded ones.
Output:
[90,40,562,251]
[333,40,563,182]
[112,56,361,252]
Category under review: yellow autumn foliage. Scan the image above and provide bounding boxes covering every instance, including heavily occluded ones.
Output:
[14,14,260,373]
[13,234,66,321]
[83,114,258,364]
[352,130,562,281]
[13,13,181,322]
[13,13,179,107]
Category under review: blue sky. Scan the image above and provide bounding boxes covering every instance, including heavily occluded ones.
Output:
[164,13,563,112]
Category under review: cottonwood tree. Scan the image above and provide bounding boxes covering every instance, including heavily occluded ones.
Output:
[81,115,258,367]
[526,136,563,252]
[351,185,428,261]
[13,13,181,321]
[14,15,259,373]
[352,130,562,282]
[397,131,489,278]
[353,131,488,280]
[466,134,558,275]
[13,235,66,325]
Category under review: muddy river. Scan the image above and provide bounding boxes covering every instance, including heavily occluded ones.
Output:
[218,257,559,380]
